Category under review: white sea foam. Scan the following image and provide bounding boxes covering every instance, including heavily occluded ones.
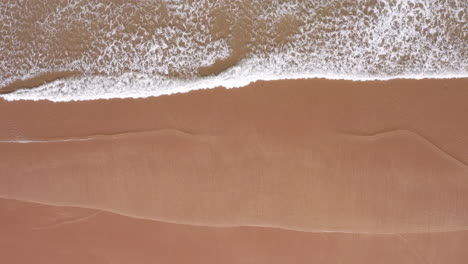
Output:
[1,0,467,101]
[2,57,466,102]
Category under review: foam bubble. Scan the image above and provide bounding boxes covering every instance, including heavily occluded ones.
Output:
[2,57,466,102]
[0,0,467,101]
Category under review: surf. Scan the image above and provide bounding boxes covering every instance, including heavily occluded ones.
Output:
[1,0,466,101]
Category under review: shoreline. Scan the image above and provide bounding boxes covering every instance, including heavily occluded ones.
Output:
[2,0,467,262]
[2,72,467,102]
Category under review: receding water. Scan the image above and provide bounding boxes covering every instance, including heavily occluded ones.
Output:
[0,0,467,101]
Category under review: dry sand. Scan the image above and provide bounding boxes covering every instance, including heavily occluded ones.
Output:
[1,78,468,262]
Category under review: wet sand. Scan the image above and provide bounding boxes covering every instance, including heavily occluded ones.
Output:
[1,78,468,262]
[1,78,468,232]
[1,197,467,264]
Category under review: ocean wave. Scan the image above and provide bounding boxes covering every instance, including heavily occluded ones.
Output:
[1,0,467,101]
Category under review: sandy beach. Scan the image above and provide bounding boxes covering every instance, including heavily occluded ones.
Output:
[1,78,468,231]
[1,78,467,262]
[1,0,467,262]
[1,197,467,264]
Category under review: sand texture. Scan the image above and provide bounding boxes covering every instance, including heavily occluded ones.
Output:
[1,78,467,236]
[1,197,467,264]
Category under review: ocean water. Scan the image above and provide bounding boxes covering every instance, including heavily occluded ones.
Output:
[0,0,466,101]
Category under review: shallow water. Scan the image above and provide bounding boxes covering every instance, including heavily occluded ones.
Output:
[1,0,467,101]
